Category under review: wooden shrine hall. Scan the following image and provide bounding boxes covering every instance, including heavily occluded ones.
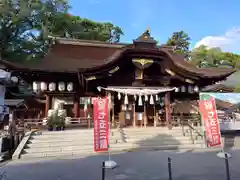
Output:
[0,30,235,129]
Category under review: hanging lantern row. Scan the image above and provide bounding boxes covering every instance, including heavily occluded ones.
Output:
[32,81,74,92]
[117,92,165,106]
[175,85,199,93]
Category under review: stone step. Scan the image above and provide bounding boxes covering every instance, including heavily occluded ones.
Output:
[25,138,205,153]
[26,139,119,148]
[30,135,185,143]
[120,128,185,133]
[18,127,207,160]
[26,138,204,149]
[120,127,185,131]
[35,128,187,138]
[24,144,95,153]
[124,138,204,144]
[26,140,204,151]
[120,133,185,137]
[123,134,194,139]
[31,133,189,142]
[36,129,96,135]
[32,131,116,137]
[21,144,206,159]
[30,134,119,141]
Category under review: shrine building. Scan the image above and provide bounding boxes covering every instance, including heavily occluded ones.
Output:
[0,30,235,129]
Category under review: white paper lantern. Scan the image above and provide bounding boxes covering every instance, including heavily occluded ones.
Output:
[58,82,65,91]
[40,82,47,91]
[181,86,186,92]
[33,81,40,92]
[188,86,193,93]
[48,82,56,92]
[10,76,18,83]
[67,82,74,92]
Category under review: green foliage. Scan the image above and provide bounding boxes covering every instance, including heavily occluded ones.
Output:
[166,31,240,69]
[47,110,66,128]
[0,0,69,61]
[166,31,191,58]
[190,45,240,69]
[0,0,123,62]
[51,14,123,42]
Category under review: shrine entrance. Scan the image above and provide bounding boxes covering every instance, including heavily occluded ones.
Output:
[98,86,174,128]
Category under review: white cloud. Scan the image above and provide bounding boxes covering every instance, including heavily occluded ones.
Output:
[194,27,240,52]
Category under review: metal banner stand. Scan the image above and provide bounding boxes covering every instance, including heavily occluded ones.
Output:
[104,92,117,169]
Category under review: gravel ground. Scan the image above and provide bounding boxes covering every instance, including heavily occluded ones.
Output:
[0,149,240,180]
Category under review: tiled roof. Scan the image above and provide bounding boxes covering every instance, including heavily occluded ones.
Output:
[0,37,235,79]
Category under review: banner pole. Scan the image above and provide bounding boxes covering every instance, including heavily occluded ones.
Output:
[104,92,118,169]
[212,95,231,158]
[108,92,111,161]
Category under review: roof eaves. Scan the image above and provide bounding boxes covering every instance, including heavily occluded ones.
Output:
[54,37,128,48]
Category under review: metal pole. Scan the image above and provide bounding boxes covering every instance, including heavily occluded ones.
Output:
[108,92,112,161]
[168,157,172,180]
[102,162,105,180]
[224,153,231,180]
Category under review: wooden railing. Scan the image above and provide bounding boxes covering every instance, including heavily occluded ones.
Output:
[22,117,94,129]
[21,113,204,133]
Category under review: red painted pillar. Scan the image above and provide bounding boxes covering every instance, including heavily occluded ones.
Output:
[164,92,172,129]
[45,95,51,117]
[73,95,79,118]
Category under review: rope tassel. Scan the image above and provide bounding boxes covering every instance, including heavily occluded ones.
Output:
[145,95,148,101]
[138,95,143,106]
[124,94,128,104]
[118,92,121,100]
[150,95,154,105]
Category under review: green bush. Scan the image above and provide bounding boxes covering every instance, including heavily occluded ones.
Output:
[47,110,66,128]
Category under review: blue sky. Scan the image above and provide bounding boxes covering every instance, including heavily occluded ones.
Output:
[69,0,240,53]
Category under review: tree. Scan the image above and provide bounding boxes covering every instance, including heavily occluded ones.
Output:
[0,0,124,62]
[0,0,69,61]
[190,45,240,69]
[51,14,123,43]
[166,31,191,57]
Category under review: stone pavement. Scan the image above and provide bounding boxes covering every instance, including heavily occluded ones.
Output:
[1,149,240,180]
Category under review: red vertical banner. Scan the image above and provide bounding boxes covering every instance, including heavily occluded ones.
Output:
[92,97,109,152]
[199,93,222,147]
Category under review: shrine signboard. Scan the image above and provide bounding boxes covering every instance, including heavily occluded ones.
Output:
[199,93,221,147]
[92,97,109,152]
